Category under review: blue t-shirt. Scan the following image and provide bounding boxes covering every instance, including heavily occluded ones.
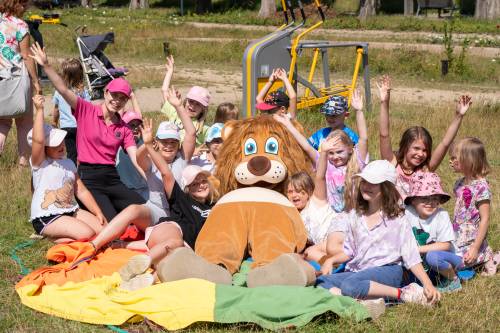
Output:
[53,89,91,128]
[308,126,359,150]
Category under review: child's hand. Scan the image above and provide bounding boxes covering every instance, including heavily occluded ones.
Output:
[275,68,288,81]
[29,42,49,66]
[321,136,341,153]
[376,75,391,103]
[166,87,182,108]
[268,69,279,83]
[165,55,175,75]
[320,257,335,276]
[32,94,45,111]
[350,89,363,111]
[141,118,155,145]
[464,246,479,265]
[423,284,441,305]
[272,113,291,126]
[456,95,472,117]
[96,212,107,226]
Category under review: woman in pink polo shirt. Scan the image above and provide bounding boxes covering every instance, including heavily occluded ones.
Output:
[30,43,145,220]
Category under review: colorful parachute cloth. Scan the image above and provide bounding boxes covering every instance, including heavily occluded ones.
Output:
[16,243,370,331]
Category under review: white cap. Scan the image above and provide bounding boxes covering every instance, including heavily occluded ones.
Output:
[355,160,397,185]
[27,124,67,147]
[156,121,180,140]
[181,165,211,190]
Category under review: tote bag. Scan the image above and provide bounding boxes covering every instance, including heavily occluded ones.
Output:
[0,63,31,118]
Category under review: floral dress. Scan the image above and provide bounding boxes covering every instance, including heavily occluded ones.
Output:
[0,13,29,68]
[452,177,493,266]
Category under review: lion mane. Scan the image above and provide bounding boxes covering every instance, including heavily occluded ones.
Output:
[214,115,313,196]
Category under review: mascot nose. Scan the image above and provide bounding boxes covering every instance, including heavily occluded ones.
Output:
[247,156,271,176]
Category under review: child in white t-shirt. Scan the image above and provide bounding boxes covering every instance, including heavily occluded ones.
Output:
[29,95,106,242]
[286,139,342,269]
[404,172,462,292]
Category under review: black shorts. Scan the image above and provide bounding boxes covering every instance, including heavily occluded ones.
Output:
[31,210,77,235]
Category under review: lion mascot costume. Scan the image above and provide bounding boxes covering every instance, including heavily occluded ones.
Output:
[157,115,317,287]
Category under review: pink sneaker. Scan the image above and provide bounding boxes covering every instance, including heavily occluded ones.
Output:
[400,283,432,306]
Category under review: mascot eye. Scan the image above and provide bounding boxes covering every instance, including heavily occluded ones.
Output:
[265,137,279,155]
[244,138,257,156]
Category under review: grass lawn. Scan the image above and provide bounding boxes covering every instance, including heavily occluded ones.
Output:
[1,6,499,333]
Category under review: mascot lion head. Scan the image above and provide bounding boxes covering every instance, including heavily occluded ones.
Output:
[214,115,313,196]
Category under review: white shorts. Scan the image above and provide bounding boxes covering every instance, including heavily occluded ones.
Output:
[143,221,190,249]
[144,200,168,225]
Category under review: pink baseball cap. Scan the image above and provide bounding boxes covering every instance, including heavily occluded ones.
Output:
[105,78,132,98]
[404,172,450,205]
[27,124,67,147]
[122,111,143,124]
[186,86,211,107]
[181,165,211,190]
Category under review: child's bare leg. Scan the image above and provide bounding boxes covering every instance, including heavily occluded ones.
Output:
[146,223,184,265]
[91,204,151,250]
[366,282,399,299]
[74,209,105,234]
[42,216,96,241]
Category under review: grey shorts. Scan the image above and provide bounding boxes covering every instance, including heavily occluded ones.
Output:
[144,200,168,225]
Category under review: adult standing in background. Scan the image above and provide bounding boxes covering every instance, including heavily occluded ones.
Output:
[0,0,40,166]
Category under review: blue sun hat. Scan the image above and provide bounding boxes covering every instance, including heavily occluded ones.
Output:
[205,123,224,143]
[320,95,348,116]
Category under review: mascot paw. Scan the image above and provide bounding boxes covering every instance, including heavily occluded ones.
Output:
[157,247,232,285]
[247,253,316,288]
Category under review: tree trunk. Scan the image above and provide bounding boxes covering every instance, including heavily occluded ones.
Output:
[404,0,414,15]
[139,0,149,9]
[358,0,379,19]
[129,0,139,10]
[475,0,500,19]
[258,0,277,18]
[195,0,212,14]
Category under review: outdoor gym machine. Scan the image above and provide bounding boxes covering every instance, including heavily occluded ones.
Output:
[242,0,371,118]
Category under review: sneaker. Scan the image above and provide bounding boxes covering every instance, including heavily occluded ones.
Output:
[481,251,500,277]
[358,298,386,320]
[400,283,432,306]
[246,253,316,288]
[156,247,232,285]
[119,254,152,282]
[120,272,154,291]
[437,277,462,293]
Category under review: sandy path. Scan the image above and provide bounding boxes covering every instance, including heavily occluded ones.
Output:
[43,66,499,114]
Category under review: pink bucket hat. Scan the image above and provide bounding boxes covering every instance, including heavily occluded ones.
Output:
[404,172,450,205]
[181,165,211,190]
[105,78,132,98]
[186,86,211,107]
[122,111,143,124]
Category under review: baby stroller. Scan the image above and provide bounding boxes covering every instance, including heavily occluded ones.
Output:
[76,30,127,99]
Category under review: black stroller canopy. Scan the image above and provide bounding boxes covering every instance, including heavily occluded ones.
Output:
[80,32,115,57]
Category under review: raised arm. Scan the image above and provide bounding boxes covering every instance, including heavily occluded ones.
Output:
[429,95,471,171]
[52,104,60,128]
[377,75,396,164]
[30,43,78,109]
[141,119,176,197]
[19,34,41,94]
[350,89,368,162]
[276,68,297,119]
[256,68,278,104]
[129,91,143,118]
[273,113,317,162]
[165,87,196,161]
[125,145,147,180]
[31,95,46,168]
[313,139,339,204]
[161,55,175,103]
[136,144,152,172]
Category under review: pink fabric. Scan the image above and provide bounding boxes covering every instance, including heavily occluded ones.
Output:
[73,98,135,164]
[395,164,426,202]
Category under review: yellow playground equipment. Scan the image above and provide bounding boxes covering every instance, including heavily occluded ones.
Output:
[242,0,371,118]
